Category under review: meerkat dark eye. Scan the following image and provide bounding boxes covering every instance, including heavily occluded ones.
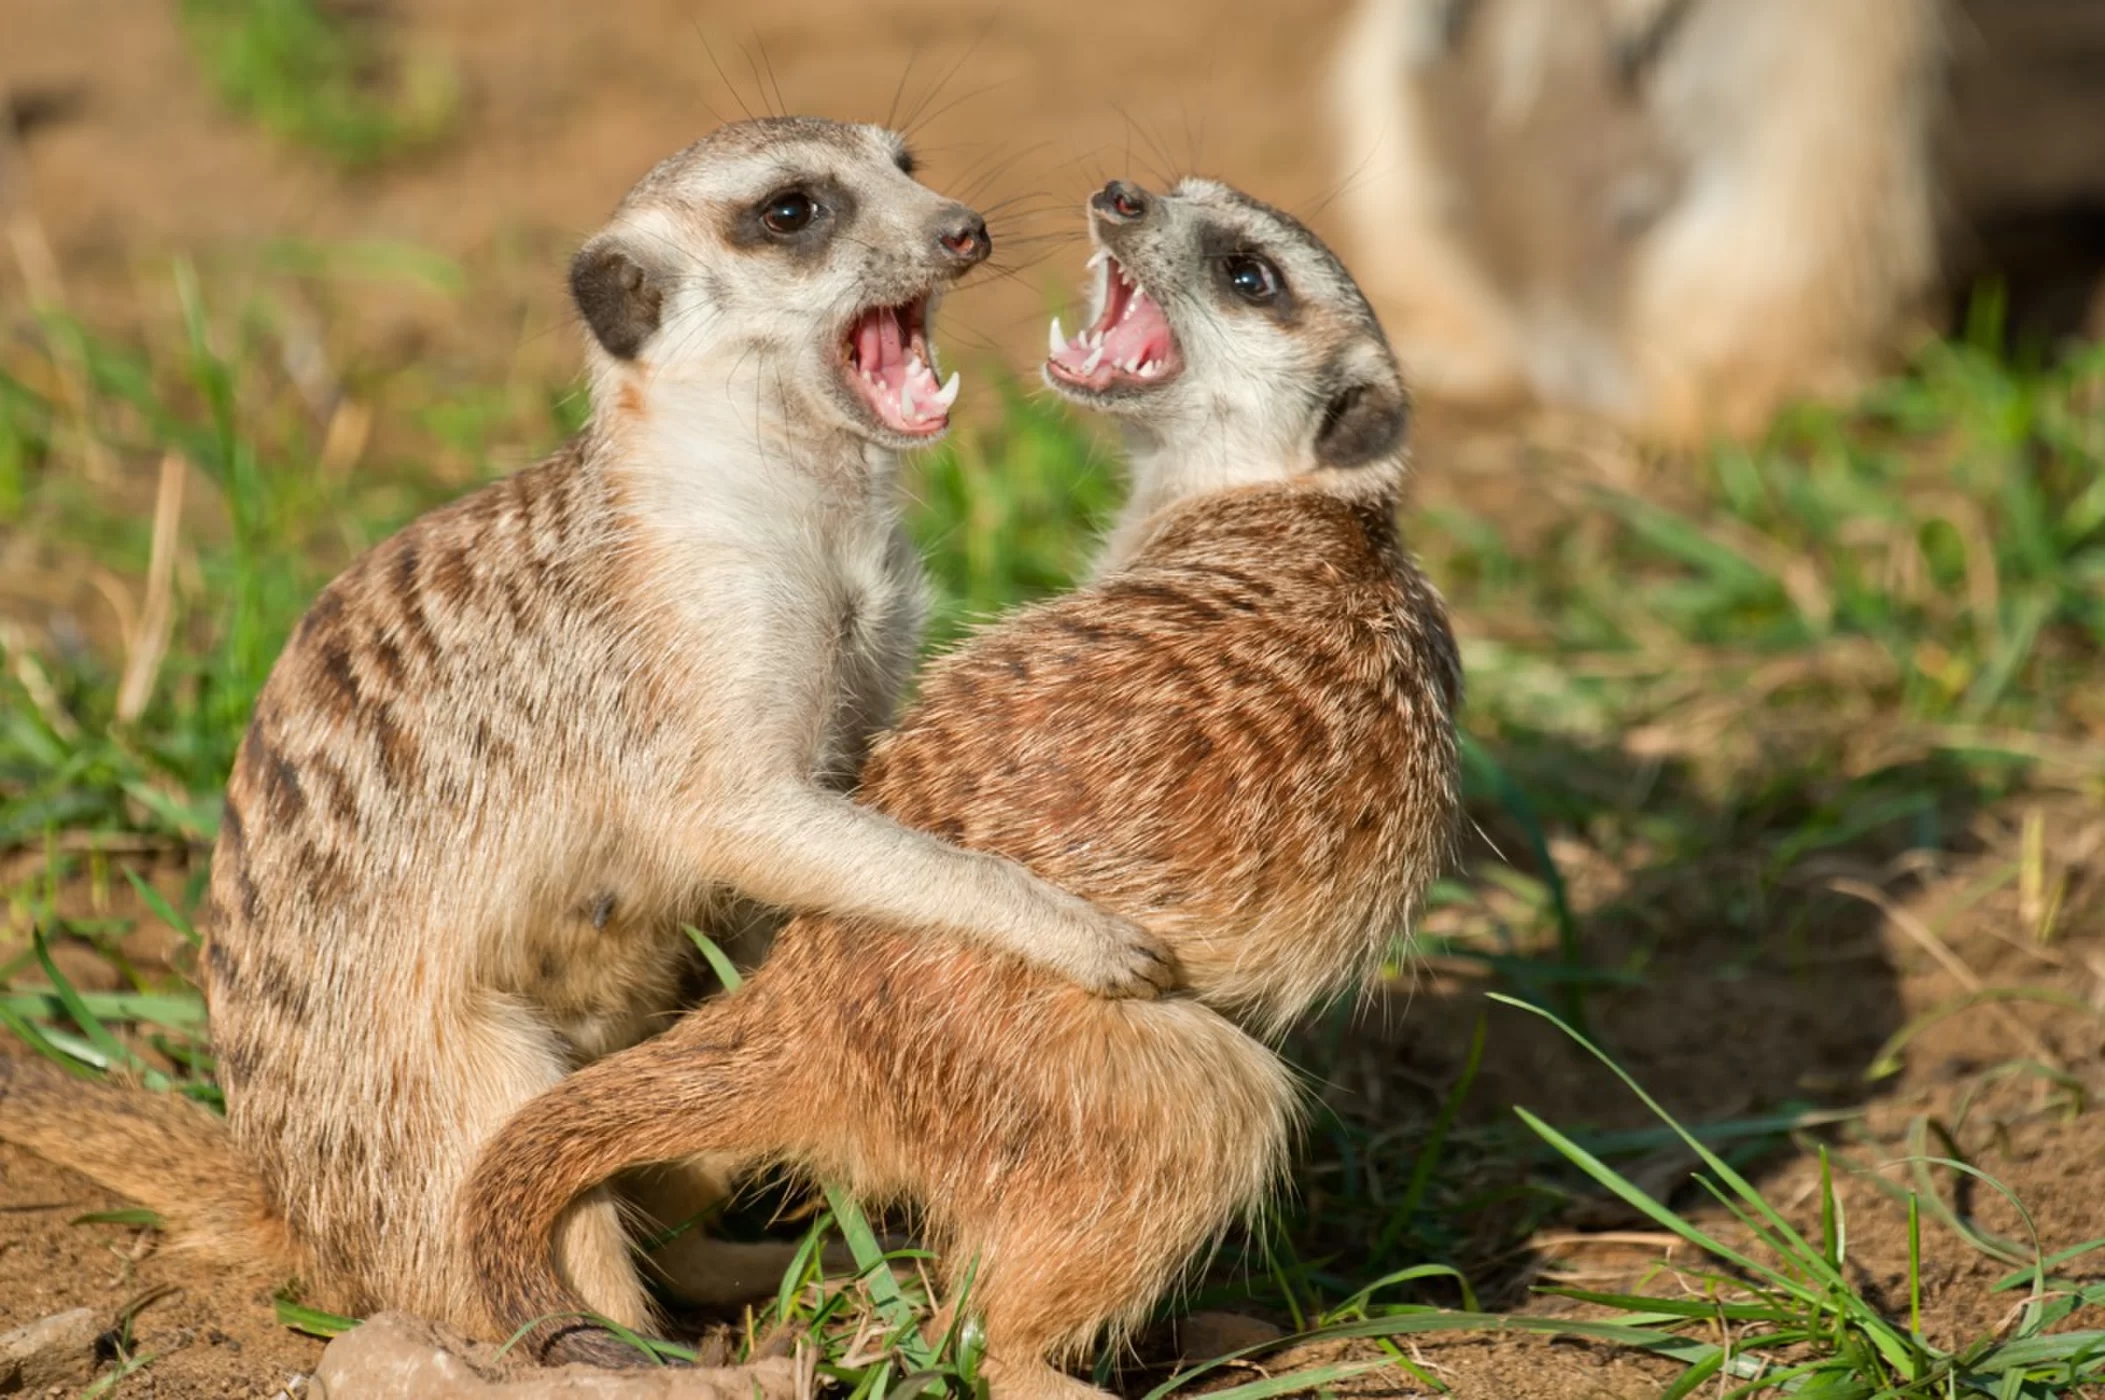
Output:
[1221,254,1282,304]
[760,190,818,235]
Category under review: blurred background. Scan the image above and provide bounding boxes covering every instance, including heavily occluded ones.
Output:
[2,3,2103,1397]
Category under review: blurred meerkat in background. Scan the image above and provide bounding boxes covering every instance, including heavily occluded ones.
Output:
[1331,0,1947,441]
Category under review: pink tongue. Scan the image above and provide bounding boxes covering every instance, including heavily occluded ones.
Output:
[1106,295,1171,363]
[1052,286,1173,378]
[877,308,903,376]
[856,313,885,376]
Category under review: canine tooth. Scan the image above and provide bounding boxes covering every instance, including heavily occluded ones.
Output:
[1138,360,1157,378]
[1087,249,1109,270]
[1081,342,1105,374]
[900,378,916,417]
[1119,355,1140,373]
[1049,317,1068,357]
[934,370,961,408]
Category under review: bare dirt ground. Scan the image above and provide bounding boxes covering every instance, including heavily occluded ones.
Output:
[2,799,2101,1397]
[3,3,2104,1398]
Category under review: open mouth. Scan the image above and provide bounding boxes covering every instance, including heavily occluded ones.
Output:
[1045,251,1181,392]
[844,295,958,437]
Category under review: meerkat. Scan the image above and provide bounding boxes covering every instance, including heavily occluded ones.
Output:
[0,118,1180,1338]
[460,176,1462,1400]
[1330,0,1945,439]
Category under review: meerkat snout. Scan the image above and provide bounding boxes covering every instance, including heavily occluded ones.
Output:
[573,117,982,447]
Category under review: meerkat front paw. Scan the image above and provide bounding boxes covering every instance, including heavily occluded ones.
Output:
[1050,896,1182,999]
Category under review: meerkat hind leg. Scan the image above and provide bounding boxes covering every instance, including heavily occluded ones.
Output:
[554,1187,656,1331]
[451,1007,655,1332]
[623,1158,862,1308]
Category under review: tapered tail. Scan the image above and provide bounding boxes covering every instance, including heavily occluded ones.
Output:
[0,1054,291,1275]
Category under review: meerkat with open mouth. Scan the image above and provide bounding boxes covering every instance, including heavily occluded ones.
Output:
[460,176,1461,1400]
[0,119,1177,1339]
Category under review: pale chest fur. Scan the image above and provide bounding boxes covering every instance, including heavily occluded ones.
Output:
[515,444,922,1054]
[615,434,925,794]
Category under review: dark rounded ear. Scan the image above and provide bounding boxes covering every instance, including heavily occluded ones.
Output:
[570,237,664,360]
[1314,374,1409,470]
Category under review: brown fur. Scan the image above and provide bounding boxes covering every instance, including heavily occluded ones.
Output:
[461,485,1461,1398]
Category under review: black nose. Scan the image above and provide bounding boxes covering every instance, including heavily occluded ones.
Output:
[1092,180,1151,222]
[934,207,990,268]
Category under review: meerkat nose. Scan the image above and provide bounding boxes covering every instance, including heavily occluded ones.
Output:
[934,208,991,267]
[1093,180,1150,222]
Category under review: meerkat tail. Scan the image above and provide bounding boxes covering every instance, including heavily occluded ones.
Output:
[461,1007,788,1367]
[0,1055,292,1275]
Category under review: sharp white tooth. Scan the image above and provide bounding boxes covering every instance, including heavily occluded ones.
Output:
[1087,249,1109,270]
[1049,317,1068,357]
[1118,355,1139,373]
[1082,342,1105,374]
[1138,360,1157,378]
[934,370,961,408]
[900,378,916,417]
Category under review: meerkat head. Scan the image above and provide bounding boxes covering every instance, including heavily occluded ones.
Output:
[572,116,989,449]
[1044,177,1409,498]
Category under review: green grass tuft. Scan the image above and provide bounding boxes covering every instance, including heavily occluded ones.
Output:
[180,0,459,167]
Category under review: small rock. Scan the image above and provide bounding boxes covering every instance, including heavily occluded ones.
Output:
[1174,1311,1286,1361]
[309,1313,802,1400]
[0,1306,103,1391]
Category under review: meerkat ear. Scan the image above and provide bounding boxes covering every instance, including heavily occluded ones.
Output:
[570,235,665,360]
[1313,355,1410,470]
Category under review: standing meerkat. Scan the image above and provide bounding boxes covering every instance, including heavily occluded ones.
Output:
[461,176,1462,1400]
[0,118,1176,1337]
[1330,0,1945,439]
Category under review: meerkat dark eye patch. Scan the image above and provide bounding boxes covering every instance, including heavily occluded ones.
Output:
[728,177,856,259]
[570,241,664,360]
[1198,224,1297,321]
[1313,373,1409,470]
[1221,254,1283,305]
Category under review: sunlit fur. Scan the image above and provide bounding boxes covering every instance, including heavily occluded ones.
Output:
[0,118,1173,1339]
[461,181,1461,1400]
[1331,0,1945,440]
